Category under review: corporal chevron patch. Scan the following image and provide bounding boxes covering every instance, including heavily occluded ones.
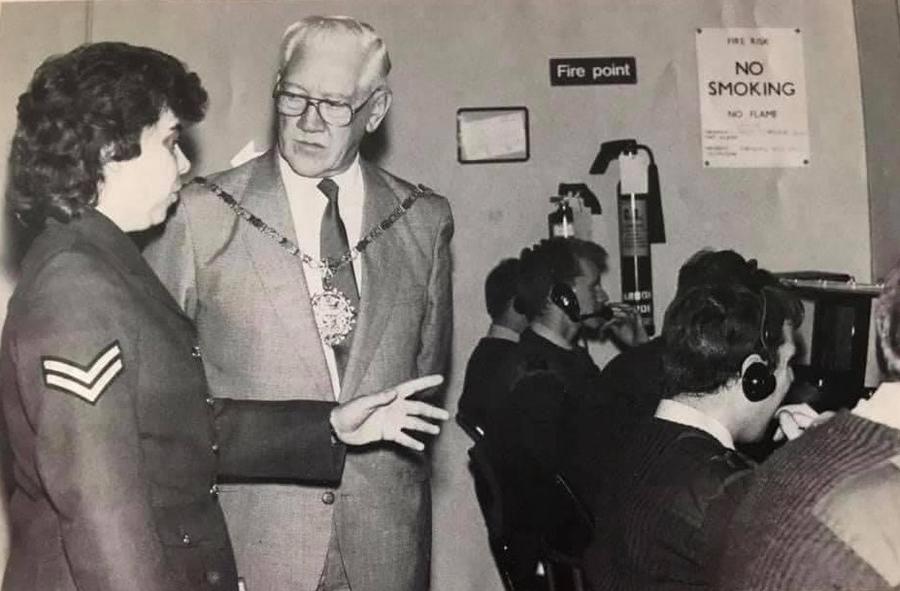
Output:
[41,341,124,404]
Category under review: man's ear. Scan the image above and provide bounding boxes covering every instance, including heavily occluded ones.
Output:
[365,88,392,133]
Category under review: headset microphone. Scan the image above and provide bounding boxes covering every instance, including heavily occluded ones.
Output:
[550,283,615,323]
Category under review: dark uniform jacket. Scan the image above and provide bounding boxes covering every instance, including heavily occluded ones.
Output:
[0,210,345,591]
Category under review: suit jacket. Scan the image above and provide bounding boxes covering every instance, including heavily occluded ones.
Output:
[143,151,454,591]
[0,210,345,591]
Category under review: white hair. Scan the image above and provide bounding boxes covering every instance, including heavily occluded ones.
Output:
[278,15,391,95]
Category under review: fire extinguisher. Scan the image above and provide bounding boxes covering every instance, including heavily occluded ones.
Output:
[548,195,575,238]
[618,190,655,336]
[590,139,665,336]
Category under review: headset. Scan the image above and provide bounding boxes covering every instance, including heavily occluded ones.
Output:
[741,290,777,402]
[549,282,614,323]
[550,283,582,322]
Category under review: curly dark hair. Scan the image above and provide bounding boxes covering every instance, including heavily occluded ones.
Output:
[662,281,802,397]
[676,249,756,295]
[514,238,606,320]
[10,42,208,227]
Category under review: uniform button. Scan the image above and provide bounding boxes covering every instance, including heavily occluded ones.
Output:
[321,491,335,505]
[191,345,202,359]
[181,532,192,545]
[205,570,221,585]
[211,443,220,454]
[205,397,215,407]
[209,484,219,498]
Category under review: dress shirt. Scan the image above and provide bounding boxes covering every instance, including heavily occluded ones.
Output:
[279,154,365,399]
[654,398,736,450]
[853,381,900,431]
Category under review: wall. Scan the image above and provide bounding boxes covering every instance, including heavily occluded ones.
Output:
[854,0,900,281]
[0,1,871,590]
[0,1,91,309]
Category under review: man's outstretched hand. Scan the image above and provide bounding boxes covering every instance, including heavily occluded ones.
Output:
[329,374,448,451]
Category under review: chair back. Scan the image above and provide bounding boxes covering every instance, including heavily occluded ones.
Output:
[457,413,517,590]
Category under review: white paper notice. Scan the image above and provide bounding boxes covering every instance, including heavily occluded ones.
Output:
[696,28,810,168]
[459,112,527,161]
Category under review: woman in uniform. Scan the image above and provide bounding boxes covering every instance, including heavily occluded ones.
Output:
[1,42,445,591]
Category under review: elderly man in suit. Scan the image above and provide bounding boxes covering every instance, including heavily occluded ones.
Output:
[144,15,453,591]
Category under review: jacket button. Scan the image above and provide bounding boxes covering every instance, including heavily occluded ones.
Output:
[181,532,192,545]
[191,345,202,359]
[211,443,220,454]
[206,570,221,585]
[321,491,335,505]
[209,484,219,498]
[205,397,215,407]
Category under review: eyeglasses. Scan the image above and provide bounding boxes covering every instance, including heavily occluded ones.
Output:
[272,87,378,127]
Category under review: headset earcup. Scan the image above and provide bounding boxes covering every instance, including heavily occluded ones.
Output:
[550,283,581,322]
[742,361,776,402]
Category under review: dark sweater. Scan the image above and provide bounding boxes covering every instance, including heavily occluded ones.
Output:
[598,337,666,423]
[490,329,601,579]
[587,418,753,591]
[717,411,900,591]
[571,338,666,499]
[492,328,603,482]
[457,336,520,432]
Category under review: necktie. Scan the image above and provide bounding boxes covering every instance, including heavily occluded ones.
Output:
[318,177,360,380]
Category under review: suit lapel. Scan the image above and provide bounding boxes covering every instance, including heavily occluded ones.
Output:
[340,162,403,399]
[238,153,331,392]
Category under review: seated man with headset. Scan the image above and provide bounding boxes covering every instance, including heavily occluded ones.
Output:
[487,237,641,589]
[587,276,804,590]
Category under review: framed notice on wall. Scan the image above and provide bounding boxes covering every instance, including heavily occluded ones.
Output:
[696,28,810,168]
[456,107,529,163]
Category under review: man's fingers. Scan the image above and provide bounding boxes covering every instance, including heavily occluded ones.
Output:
[401,400,450,421]
[394,374,444,399]
[400,416,441,435]
[391,431,425,452]
[776,413,802,440]
[608,303,637,317]
[351,388,397,413]
[369,388,398,406]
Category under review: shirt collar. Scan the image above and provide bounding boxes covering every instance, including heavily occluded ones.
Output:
[486,324,520,343]
[655,398,736,450]
[277,153,362,198]
[853,381,900,431]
